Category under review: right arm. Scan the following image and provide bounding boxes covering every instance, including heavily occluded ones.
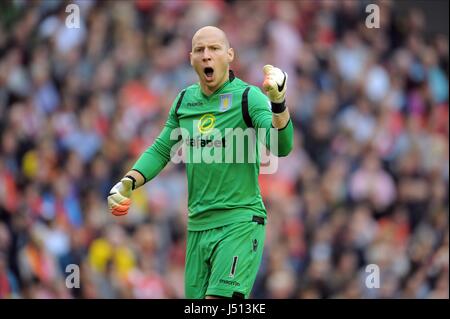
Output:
[129,100,181,189]
[107,92,183,215]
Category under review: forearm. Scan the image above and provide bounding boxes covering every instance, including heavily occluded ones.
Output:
[123,169,146,190]
[131,145,170,187]
[273,117,293,156]
[108,92,181,215]
[269,101,293,156]
[128,122,181,188]
[272,107,290,129]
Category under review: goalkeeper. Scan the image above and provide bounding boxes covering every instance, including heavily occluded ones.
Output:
[108,26,293,299]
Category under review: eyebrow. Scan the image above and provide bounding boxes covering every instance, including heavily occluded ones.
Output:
[193,43,223,49]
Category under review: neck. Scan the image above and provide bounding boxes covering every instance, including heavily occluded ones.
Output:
[200,68,230,96]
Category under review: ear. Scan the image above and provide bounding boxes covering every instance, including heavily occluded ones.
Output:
[189,52,193,66]
[227,47,234,63]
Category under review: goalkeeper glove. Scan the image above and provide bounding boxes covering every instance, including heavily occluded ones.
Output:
[107,176,135,216]
[262,64,288,104]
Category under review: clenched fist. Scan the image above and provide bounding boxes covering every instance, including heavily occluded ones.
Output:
[262,65,288,104]
[107,177,134,216]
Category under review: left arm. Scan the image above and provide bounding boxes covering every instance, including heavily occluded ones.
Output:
[272,108,291,129]
[248,65,294,157]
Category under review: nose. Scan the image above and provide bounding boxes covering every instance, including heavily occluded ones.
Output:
[202,48,212,61]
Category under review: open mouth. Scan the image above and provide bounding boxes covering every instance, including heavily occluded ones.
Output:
[204,67,214,81]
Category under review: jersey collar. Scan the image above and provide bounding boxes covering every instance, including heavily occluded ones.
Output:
[229,69,235,82]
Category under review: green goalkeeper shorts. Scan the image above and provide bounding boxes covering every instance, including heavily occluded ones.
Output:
[185,216,266,299]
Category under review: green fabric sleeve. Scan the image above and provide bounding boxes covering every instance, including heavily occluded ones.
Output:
[132,93,182,182]
[247,87,294,157]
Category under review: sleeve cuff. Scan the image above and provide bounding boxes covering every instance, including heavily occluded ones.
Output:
[271,100,286,113]
[131,168,147,184]
[271,118,292,131]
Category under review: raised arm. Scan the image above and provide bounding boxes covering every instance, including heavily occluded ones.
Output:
[248,65,294,157]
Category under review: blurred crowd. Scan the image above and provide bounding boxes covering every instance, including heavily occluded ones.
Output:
[0,0,448,299]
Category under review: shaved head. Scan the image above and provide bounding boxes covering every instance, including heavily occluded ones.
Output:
[190,26,234,96]
[192,26,230,50]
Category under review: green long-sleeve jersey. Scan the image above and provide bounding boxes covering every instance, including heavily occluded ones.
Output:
[132,71,294,231]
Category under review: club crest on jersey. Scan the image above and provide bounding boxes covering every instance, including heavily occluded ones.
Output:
[219,93,232,112]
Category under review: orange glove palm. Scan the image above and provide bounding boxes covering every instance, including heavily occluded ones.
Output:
[107,177,133,216]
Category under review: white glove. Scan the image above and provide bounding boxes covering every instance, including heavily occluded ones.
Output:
[262,64,288,104]
[107,177,133,216]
